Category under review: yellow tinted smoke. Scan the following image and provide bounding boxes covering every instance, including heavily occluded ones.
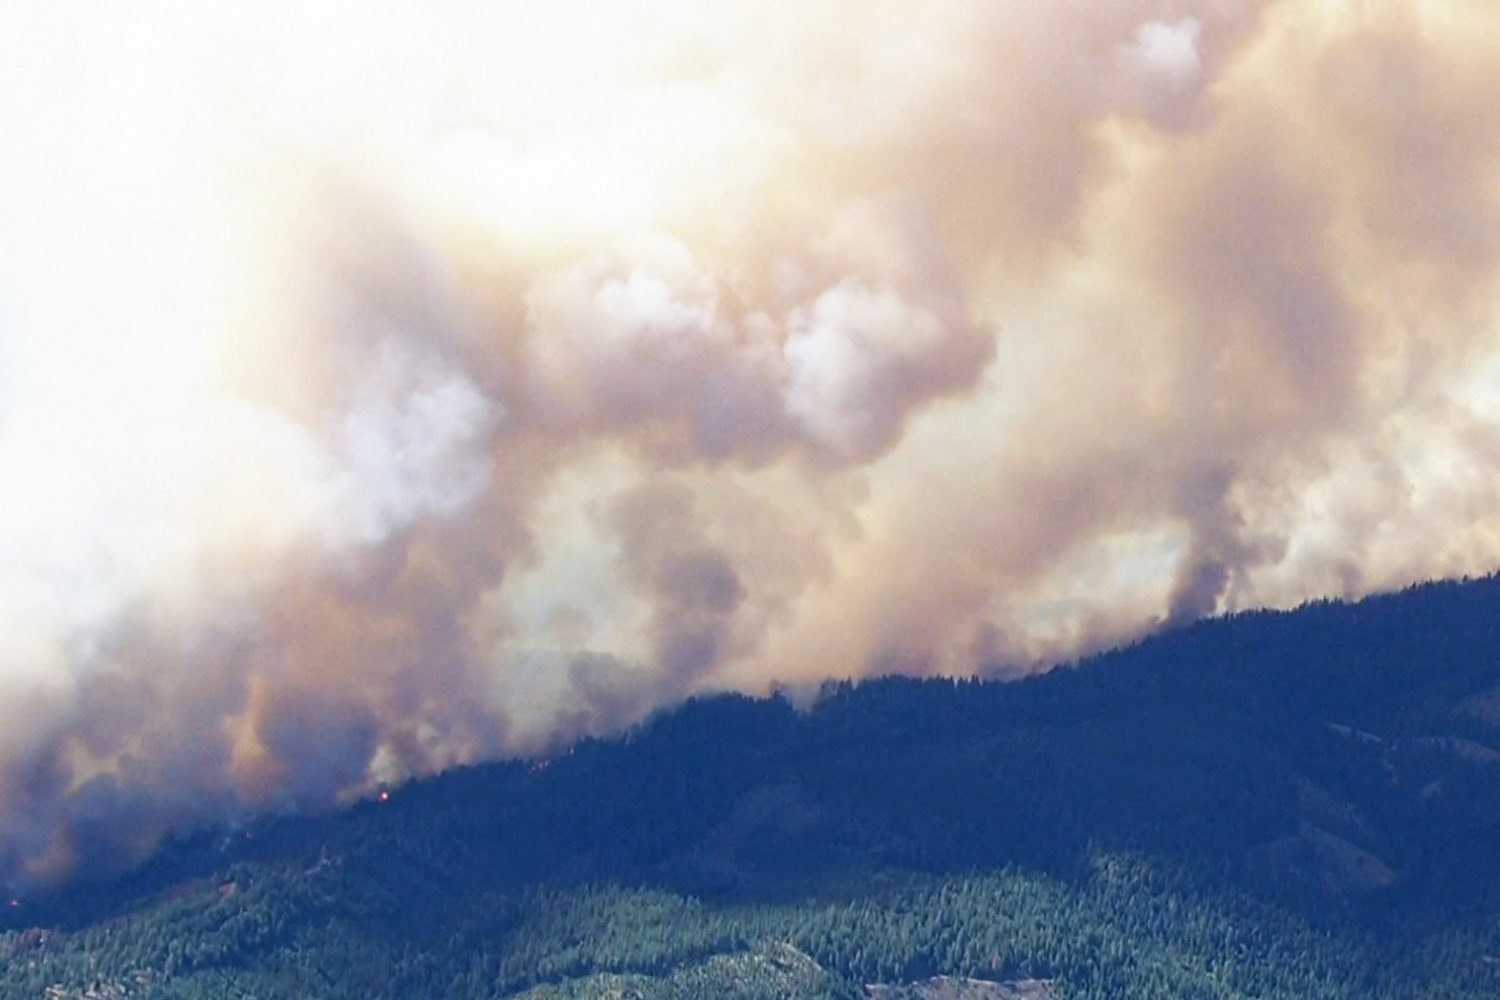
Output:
[2,0,1500,882]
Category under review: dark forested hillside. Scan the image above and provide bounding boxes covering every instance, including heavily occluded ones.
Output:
[8,577,1500,999]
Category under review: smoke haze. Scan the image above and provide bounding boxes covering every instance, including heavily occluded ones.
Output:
[3,0,1500,884]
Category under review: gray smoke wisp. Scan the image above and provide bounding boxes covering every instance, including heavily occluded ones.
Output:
[2,0,1500,884]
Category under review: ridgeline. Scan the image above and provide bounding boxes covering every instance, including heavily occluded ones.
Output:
[8,577,1500,998]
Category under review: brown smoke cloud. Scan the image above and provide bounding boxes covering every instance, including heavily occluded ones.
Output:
[2,0,1500,884]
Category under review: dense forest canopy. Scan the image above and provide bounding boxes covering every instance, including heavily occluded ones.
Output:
[6,577,1500,998]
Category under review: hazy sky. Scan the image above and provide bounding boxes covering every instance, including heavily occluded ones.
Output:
[2,0,1500,883]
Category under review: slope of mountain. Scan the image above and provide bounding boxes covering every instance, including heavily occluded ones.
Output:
[7,577,1500,999]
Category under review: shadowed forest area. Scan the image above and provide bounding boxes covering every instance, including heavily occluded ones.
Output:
[7,577,1500,998]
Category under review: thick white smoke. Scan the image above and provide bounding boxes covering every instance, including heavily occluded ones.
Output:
[2,0,1500,883]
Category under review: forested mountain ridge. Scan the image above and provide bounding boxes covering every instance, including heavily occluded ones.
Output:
[7,577,1500,998]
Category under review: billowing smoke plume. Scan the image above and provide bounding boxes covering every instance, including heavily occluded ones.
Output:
[2,0,1500,884]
